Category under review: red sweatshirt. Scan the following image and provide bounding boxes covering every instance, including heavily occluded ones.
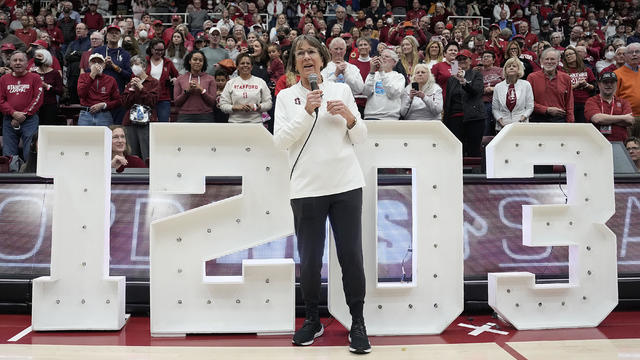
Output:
[77,72,122,109]
[173,72,217,114]
[0,72,44,116]
[527,70,575,122]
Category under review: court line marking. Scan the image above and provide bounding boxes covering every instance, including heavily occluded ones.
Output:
[7,326,32,342]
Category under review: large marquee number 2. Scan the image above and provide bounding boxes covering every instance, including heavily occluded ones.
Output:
[486,123,618,330]
[148,124,295,336]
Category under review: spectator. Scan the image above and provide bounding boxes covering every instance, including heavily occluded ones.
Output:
[121,56,158,161]
[442,49,485,157]
[83,1,104,32]
[550,31,564,51]
[327,6,354,34]
[57,1,81,24]
[321,37,364,96]
[77,53,121,126]
[596,44,617,74]
[32,49,63,126]
[92,25,133,94]
[15,15,37,46]
[585,71,634,142]
[400,63,443,121]
[44,14,64,50]
[562,46,596,123]
[431,42,459,97]
[397,35,420,82]
[0,51,43,162]
[249,38,270,84]
[200,28,229,75]
[26,40,62,76]
[563,25,584,48]
[538,20,552,43]
[167,30,188,74]
[219,52,272,124]
[628,19,640,45]
[175,24,195,53]
[110,125,146,173]
[406,0,426,22]
[424,40,443,70]
[145,39,179,122]
[486,24,506,65]
[225,36,240,62]
[122,34,140,57]
[267,43,285,86]
[389,20,428,47]
[492,57,534,132]
[625,137,640,170]
[474,51,504,136]
[79,30,103,74]
[188,0,209,37]
[602,46,626,73]
[213,69,230,123]
[527,48,574,123]
[363,49,404,119]
[493,1,510,22]
[615,42,640,116]
[150,20,164,41]
[173,50,217,122]
[270,14,289,43]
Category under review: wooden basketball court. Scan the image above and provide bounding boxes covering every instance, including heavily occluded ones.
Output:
[2,312,640,359]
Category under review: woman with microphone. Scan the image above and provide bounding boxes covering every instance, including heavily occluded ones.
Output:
[274,34,371,355]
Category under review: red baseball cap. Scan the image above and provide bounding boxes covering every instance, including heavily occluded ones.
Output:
[31,40,49,48]
[107,24,121,32]
[456,49,473,59]
[153,20,163,26]
[1,43,16,51]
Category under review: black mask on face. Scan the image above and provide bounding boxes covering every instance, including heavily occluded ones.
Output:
[123,42,134,50]
[64,8,71,14]
[34,58,44,66]
[0,24,5,34]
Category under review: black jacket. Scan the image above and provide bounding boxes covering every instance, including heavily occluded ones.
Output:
[443,68,485,123]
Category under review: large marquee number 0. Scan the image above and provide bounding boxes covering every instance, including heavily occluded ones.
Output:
[328,121,464,335]
[486,123,618,329]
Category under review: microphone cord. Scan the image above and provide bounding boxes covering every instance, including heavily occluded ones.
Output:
[290,109,319,180]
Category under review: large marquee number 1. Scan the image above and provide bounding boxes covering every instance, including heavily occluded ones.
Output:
[486,123,618,330]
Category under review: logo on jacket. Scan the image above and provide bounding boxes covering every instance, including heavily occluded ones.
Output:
[101,87,106,93]
[294,97,301,105]
[7,84,30,94]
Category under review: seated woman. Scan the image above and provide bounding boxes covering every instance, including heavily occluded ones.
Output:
[400,63,443,121]
[219,52,272,124]
[492,57,534,132]
[625,137,640,171]
[110,125,147,173]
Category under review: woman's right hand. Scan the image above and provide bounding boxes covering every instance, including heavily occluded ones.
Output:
[305,89,323,115]
[111,155,128,169]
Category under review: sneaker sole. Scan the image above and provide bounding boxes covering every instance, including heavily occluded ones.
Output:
[292,325,324,346]
[348,334,372,354]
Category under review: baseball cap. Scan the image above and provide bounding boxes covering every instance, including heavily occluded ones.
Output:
[88,53,105,62]
[153,20,163,26]
[599,71,617,82]
[107,24,121,32]
[209,27,221,34]
[542,20,550,26]
[403,21,414,28]
[195,36,207,43]
[31,39,49,48]
[0,43,16,51]
[512,34,525,40]
[490,23,500,30]
[384,11,393,17]
[456,49,473,59]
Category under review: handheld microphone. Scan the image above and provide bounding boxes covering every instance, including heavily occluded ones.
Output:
[308,73,319,116]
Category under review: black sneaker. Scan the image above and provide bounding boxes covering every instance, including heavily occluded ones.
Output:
[292,319,324,346]
[348,318,372,354]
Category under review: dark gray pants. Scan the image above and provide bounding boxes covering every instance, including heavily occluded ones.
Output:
[290,188,366,321]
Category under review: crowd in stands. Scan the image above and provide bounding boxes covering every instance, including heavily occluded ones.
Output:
[0,0,639,172]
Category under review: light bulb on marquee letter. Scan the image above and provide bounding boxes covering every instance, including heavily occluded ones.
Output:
[329,121,464,335]
[149,123,294,336]
[486,123,617,330]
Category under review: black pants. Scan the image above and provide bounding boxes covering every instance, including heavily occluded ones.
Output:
[447,116,485,157]
[574,102,586,123]
[290,188,365,321]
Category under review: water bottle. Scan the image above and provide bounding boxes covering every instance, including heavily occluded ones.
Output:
[337,73,345,83]
[136,106,144,121]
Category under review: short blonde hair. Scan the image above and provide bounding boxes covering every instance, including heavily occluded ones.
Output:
[503,57,525,79]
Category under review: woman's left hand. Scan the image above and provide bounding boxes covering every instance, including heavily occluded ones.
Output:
[327,100,349,118]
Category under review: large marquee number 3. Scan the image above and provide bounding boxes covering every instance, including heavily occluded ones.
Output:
[486,123,618,330]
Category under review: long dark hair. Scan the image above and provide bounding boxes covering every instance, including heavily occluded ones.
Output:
[167,31,187,59]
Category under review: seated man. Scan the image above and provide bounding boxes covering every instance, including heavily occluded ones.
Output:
[584,71,634,142]
[77,54,121,126]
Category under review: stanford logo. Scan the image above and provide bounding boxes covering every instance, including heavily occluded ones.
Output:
[294,97,301,105]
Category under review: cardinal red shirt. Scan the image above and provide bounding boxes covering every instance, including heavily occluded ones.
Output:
[584,94,632,142]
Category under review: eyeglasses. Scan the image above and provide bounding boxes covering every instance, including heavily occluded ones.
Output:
[295,48,319,57]
[153,48,165,52]
[627,50,640,55]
